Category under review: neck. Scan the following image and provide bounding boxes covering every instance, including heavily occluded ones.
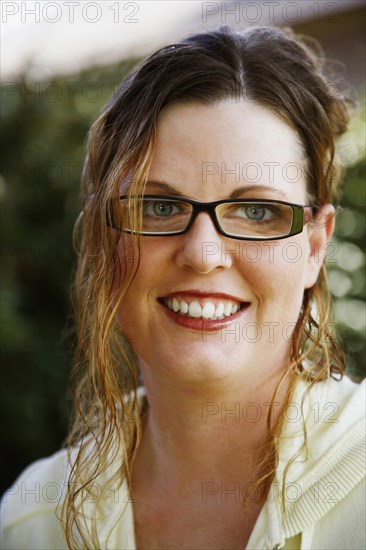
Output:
[132,362,291,494]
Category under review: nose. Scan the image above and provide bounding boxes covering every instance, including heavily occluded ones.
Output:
[174,212,233,274]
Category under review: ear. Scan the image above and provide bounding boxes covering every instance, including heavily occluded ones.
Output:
[304,204,336,289]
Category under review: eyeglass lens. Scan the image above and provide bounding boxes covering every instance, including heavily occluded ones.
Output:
[117,198,295,238]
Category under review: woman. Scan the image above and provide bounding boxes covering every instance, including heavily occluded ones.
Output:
[1,25,365,550]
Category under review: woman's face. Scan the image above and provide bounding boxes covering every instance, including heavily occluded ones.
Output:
[116,100,329,385]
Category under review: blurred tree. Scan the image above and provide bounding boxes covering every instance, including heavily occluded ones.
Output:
[0,62,136,493]
[331,155,366,380]
[0,64,365,495]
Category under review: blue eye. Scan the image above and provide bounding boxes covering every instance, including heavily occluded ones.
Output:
[232,204,277,222]
[144,201,179,217]
[244,205,267,221]
[140,198,192,233]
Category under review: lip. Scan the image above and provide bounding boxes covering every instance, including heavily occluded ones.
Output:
[157,289,251,332]
[161,290,245,303]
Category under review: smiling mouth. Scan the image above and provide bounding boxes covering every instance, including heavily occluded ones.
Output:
[159,296,248,321]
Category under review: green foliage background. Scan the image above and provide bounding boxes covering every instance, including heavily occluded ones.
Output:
[1,65,365,494]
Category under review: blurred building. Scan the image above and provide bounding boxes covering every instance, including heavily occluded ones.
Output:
[2,0,365,99]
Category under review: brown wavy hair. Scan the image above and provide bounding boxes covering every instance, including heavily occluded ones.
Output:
[60,25,350,548]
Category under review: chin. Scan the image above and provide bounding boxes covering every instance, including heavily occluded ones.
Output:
[140,344,248,384]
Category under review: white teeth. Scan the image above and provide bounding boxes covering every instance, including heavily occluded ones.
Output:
[188,301,202,318]
[215,303,224,317]
[224,302,233,317]
[165,298,243,319]
[180,300,189,314]
[202,302,216,319]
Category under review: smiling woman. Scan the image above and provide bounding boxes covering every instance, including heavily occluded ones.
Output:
[1,25,365,550]
[114,100,329,385]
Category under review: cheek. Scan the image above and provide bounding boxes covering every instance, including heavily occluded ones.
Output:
[116,235,140,280]
[115,234,161,295]
[115,238,163,315]
[237,240,309,303]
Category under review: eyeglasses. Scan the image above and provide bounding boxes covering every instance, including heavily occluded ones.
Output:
[107,195,316,241]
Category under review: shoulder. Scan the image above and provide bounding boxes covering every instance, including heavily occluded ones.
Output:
[0,449,69,549]
[320,373,365,410]
[283,374,366,488]
[277,375,366,547]
[300,372,365,410]
[310,475,366,549]
[304,375,365,457]
[286,374,365,449]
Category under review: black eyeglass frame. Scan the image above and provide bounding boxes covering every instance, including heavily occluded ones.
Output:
[107,195,317,241]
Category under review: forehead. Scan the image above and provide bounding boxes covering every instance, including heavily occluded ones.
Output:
[148,100,307,202]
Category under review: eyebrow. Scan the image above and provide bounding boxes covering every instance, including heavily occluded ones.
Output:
[145,180,288,199]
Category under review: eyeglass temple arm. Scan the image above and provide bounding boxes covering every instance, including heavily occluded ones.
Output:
[306,204,342,221]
